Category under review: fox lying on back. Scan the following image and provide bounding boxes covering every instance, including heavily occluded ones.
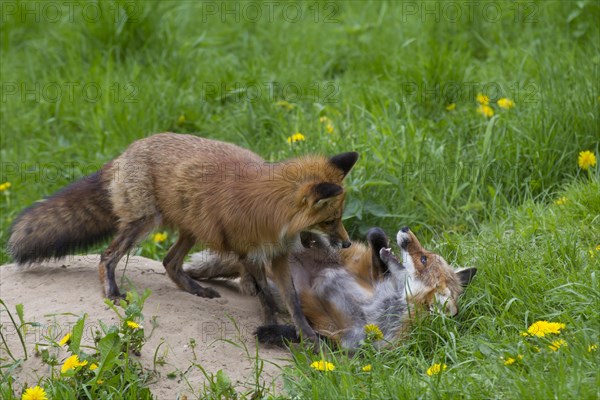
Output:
[186,227,477,349]
[8,133,359,341]
[296,227,477,348]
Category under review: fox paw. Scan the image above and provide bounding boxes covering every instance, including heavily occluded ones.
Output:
[379,247,399,265]
[192,286,221,299]
[367,227,389,251]
[106,293,127,303]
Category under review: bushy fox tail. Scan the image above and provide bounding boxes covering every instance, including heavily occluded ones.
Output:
[8,168,117,264]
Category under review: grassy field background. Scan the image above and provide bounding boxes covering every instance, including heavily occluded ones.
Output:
[1,0,599,398]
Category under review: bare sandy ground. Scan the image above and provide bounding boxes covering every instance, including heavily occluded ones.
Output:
[0,255,290,399]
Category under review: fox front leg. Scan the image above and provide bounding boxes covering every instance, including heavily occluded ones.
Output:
[379,247,405,276]
[269,254,318,342]
[243,260,280,325]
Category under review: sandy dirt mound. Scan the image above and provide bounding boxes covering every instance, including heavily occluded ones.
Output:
[0,255,290,398]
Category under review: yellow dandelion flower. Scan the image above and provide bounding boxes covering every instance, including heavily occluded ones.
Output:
[61,354,88,373]
[152,232,168,243]
[177,114,186,124]
[364,324,384,341]
[446,103,456,111]
[319,116,334,133]
[477,105,494,118]
[275,100,295,110]
[126,321,141,329]
[476,93,489,105]
[310,360,335,371]
[287,133,306,144]
[549,339,567,351]
[426,363,447,376]
[596,244,600,251]
[362,364,372,372]
[96,379,104,384]
[89,363,98,371]
[554,197,568,206]
[21,386,48,400]
[588,344,598,352]
[502,355,523,366]
[503,357,516,366]
[0,182,11,191]
[578,150,597,170]
[59,332,71,346]
[497,98,515,109]
[522,320,566,337]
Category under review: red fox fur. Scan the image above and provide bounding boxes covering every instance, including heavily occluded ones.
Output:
[8,133,359,341]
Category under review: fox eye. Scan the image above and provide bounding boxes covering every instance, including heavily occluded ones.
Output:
[420,255,427,265]
[323,220,336,226]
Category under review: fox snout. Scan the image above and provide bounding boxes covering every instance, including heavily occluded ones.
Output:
[397,227,412,249]
[329,236,351,249]
[317,217,352,249]
[328,226,351,249]
[432,293,459,317]
[336,225,352,248]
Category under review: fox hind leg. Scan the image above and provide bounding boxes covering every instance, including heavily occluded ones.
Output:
[183,250,257,295]
[366,227,390,278]
[183,250,241,279]
[163,232,220,298]
[99,218,154,300]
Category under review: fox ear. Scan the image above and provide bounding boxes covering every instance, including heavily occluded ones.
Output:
[314,182,343,199]
[310,182,343,209]
[329,152,359,177]
[456,267,477,287]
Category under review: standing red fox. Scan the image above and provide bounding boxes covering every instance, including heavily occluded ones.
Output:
[8,133,359,341]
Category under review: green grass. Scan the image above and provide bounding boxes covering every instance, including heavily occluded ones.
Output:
[1,0,599,398]
[282,177,600,399]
